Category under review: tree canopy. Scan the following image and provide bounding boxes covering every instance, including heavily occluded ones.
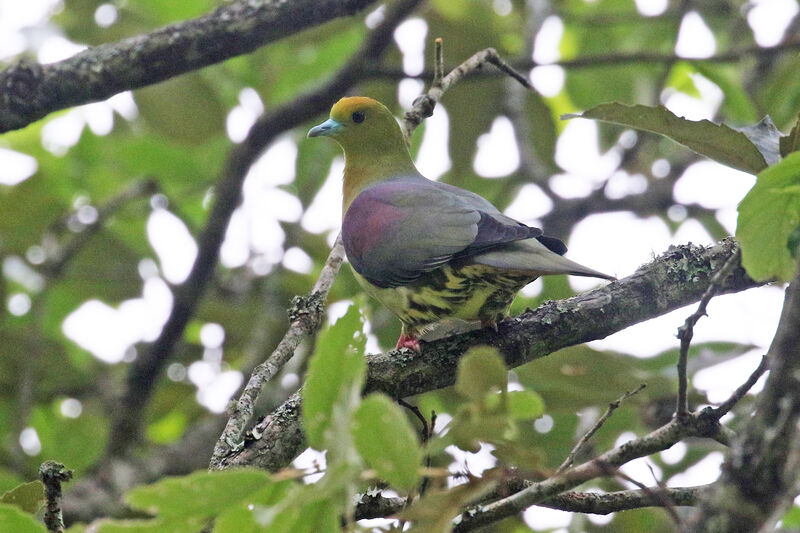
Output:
[1,0,800,532]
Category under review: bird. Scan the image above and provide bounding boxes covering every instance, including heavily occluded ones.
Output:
[308,96,614,352]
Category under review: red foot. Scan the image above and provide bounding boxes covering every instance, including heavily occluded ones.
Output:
[395,332,421,352]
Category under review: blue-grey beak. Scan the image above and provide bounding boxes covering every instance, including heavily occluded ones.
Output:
[307,118,343,138]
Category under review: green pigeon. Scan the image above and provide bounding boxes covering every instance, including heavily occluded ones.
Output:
[309,96,614,351]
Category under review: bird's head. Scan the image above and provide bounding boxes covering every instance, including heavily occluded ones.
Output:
[308,97,407,155]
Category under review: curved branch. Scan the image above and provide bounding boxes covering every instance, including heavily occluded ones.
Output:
[0,0,381,133]
[219,238,761,471]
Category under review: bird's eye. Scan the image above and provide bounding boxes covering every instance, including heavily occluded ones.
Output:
[351,111,365,124]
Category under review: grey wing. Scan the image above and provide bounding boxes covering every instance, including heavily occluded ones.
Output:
[342,177,542,288]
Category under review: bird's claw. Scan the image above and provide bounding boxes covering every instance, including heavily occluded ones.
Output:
[395,333,421,352]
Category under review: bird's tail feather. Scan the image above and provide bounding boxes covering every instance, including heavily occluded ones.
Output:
[473,239,616,281]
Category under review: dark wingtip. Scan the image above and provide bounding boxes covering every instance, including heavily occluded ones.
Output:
[536,235,568,256]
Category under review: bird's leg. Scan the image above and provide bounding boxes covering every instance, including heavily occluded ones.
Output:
[395,326,421,352]
[481,318,500,332]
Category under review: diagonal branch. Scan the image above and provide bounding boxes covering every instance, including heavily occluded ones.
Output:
[218,238,760,471]
[452,410,725,532]
[401,45,530,140]
[0,0,383,133]
[208,236,345,468]
[557,384,647,474]
[103,0,424,460]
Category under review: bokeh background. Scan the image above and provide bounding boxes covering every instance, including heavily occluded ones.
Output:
[1,0,799,530]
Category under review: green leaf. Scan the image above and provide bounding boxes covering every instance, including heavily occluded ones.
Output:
[125,470,273,520]
[400,477,496,533]
[0,481,45,515]
[566,103,768,174]
[454,346,507,402]
[665,62,700,98]
[97,518,205,533]
[0,471,25,495]
[212,483,293,533]
[0,504,46,533]
[302,304,366,450]
[506,390,546,420]
[253,498,338,533]
[351,394,422,491]
[782,505,800,527]
[693,64,757,124]
[134,73,227,144]
[146,411,188,445]
[780,113,800,158]
[737,151,800,281]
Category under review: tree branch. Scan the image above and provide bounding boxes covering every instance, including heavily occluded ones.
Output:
[40,461,73,533]
[103,0,424,460]
[365,38,800,82]
[354,484,706,520]
[0,0,383,133]
[401,46,530,141]
[557,384,647,473]
[219,238,760,471]
[692,255,800,531]
[676,245,741,416]
[208,236,345,468]
[452,409,726,532]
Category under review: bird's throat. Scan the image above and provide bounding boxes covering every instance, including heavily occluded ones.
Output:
[342,154,417,214]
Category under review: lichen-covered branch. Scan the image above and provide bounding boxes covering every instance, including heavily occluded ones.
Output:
[0,0,381,133]
[208,236,345,469]
[40,461,73,533]
[354,484,707,521]
[220,238,761,470]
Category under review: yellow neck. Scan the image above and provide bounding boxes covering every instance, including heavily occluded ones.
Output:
[341,149,417,214]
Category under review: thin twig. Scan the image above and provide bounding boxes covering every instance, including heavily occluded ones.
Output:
[613,465,681,526]
[402,47,530,141]
[432,38,444,89]
[691,254,800,531]
[356,484,706,520]
[398,398,429,442]
[557,384,646,473]
[41,179,159,278]
[710,355,769,418]
[676,245,741,416]
[209,236,345,468]
[452,408,725,532]
[39,461,73,533]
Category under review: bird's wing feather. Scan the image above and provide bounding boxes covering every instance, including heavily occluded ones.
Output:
[342,177,542,287]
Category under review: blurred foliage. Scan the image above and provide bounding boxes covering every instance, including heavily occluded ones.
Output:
[1,0,799,531]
